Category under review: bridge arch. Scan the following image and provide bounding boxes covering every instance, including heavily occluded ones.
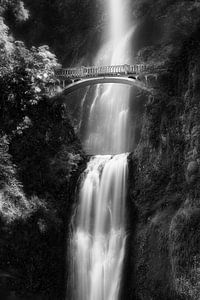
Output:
[59,76,151,96]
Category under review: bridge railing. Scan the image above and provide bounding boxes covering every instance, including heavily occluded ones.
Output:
[55,64,152,79]
[54,63,168,79]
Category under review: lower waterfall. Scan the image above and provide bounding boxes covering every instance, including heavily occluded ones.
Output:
[70,154,128,300]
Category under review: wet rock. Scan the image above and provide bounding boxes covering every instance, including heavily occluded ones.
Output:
[186,161,199,184]
[187,161,199,175]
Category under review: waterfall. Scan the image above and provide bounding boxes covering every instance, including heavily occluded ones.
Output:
[69,1,133,299]
[83,0,135,155]
[71,154,128,300]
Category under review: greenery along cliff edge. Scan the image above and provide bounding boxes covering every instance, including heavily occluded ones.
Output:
[0,1,85,298]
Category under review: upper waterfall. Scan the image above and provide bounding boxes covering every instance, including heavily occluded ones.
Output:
[108,0,131,49]
[81,0,135,155]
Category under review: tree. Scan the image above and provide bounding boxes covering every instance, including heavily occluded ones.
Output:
[0,37,59,136]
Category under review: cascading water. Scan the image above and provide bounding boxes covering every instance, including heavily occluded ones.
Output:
[83,0,135,155]
[69,1,133,299]
[71,154,128,300]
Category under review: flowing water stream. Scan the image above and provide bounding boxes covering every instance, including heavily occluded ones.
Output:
[83,0,135,155]
[69,1,133,299]
[70,154,128,300]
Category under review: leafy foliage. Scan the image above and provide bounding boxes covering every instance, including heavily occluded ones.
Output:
[5,0,104,65]
[0,35,59,135]
[0,135,47,223]
[0,3,84,297]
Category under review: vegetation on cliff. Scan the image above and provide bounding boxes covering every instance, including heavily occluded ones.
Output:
[128,7,200,299]
[0,1,85,298]
[133,0,200,66]
[4,0,104,66]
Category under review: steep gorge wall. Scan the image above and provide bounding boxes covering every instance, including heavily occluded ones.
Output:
[127,24,200,300]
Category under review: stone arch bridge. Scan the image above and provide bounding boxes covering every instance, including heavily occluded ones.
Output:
[54,63,164,96]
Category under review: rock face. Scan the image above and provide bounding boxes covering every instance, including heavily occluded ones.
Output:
[127,21,200,300]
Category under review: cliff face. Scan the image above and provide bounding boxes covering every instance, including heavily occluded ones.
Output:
[127,22,200,300]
